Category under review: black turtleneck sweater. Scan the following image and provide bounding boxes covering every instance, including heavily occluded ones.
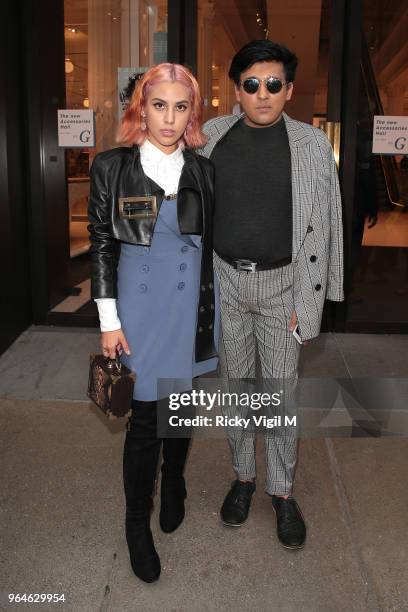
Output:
[211,116,292,263]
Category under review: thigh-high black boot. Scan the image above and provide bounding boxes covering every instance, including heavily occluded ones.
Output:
[123,400,161,582]
[160,437,191,533]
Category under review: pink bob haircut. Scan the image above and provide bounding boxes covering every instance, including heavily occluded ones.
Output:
[117,63,207,149]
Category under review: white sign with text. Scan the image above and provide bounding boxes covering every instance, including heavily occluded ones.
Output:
[57,109,95,147]
[372,115,408,155]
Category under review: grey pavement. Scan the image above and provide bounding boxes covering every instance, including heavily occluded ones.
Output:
[1,326,408,611]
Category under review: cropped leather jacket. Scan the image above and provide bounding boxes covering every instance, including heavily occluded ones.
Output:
[87,145,217,362]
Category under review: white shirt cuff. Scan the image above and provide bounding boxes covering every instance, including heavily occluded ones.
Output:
[94,298,122,332]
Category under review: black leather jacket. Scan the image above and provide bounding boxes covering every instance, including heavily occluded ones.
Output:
[88,145,217,362]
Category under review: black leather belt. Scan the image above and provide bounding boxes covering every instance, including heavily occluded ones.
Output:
[216,253,291,272]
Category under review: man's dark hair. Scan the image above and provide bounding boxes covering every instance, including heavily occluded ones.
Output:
[228,40,298,85]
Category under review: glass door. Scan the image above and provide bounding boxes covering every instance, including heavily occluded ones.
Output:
[51,0,168,323]
[347,0,408,330]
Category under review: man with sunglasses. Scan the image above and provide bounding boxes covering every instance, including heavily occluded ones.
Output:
[200,40,344,550]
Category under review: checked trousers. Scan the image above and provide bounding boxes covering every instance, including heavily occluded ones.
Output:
[213,252,301,496]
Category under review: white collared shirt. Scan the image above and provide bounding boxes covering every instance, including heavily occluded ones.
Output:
[95,140,184,332]
[139,138,184,195]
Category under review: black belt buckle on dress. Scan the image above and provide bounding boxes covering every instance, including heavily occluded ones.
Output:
[234,259,257,272]
[118,195,157,220]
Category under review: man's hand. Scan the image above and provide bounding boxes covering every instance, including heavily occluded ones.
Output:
[101,329,131,359]
[288,311,309,346]
[289,311,297,332]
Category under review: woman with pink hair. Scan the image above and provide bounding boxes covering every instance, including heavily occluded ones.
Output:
[88,63,218,583]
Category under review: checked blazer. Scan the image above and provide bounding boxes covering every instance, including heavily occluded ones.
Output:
[199,112,344,342]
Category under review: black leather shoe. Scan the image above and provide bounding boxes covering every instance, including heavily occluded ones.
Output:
[126,519,161,583]
[220,480,256,526]
[160,476,187,533]
[271,496,306,549]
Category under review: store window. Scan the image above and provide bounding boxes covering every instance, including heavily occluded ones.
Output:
[54,0,167,319]
[64,0,168,254]
[347,0,408,328]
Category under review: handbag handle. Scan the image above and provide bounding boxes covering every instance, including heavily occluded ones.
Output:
[105,350,122,373]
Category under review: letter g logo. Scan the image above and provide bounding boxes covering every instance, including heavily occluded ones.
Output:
[395,137,406,151]
[80,129,91,143]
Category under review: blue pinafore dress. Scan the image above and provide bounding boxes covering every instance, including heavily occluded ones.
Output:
[117,197,219,401]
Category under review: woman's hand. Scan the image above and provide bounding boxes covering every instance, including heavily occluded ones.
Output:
[101,329,131,359]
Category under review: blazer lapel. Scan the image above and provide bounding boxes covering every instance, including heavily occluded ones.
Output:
[202,114,242,158]
[283,113,315,261]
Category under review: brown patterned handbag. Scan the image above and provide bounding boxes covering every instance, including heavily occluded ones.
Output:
[87,352,136,419]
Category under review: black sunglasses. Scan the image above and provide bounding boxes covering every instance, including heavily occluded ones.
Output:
[239,76,289,95]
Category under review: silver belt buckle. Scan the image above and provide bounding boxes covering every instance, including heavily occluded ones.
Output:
[235,259,257,272]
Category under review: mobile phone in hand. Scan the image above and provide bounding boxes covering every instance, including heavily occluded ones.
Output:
[292,325,302,345]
